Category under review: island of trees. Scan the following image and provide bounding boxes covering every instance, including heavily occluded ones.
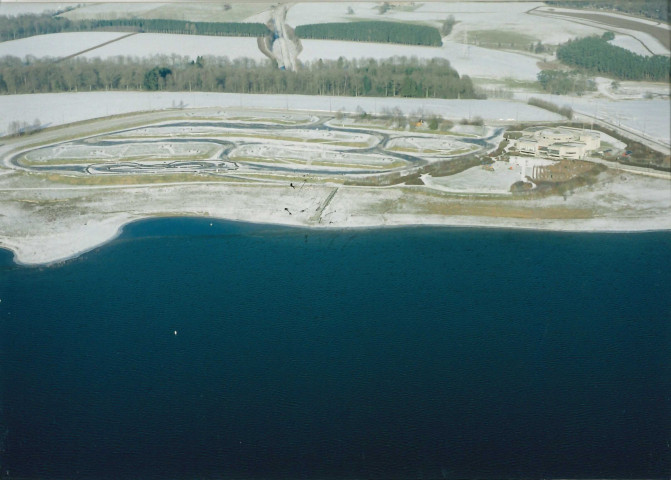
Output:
[556,34,670,81]
[536,70,596,95]
[294,22,443,46]
[0,56,480,99]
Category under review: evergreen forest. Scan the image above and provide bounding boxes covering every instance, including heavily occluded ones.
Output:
[294,22,443,46]
[556,35,670,81]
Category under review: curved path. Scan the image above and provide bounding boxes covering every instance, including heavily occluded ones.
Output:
[8,115,492,179]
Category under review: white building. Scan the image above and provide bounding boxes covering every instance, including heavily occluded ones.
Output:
[513,127,600,160]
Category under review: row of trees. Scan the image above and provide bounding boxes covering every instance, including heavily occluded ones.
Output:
[294,21,443,46]
[527,97,574,119]
[78,19,269,37]
[537,70,596,95]
[556,34,670,81]
[0,55,481,99]
[0,13,269,42]
[440,16,456,36]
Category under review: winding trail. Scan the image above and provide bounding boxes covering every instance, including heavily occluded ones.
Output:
[8,116,490,178]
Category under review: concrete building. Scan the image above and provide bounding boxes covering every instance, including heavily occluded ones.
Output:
[513,127,600,160]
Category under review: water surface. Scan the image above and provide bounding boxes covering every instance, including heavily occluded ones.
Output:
[1,219,669,479]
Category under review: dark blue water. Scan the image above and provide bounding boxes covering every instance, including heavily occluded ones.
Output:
[1,219,669,479]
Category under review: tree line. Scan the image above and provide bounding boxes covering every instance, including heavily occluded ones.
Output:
[0,13,269,42]
[527,97,573,118]
[0,55,481,99]
[556,34,670,81]
[294,21,443,46]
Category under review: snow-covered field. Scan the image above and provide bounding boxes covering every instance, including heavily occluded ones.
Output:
[0,32,128,60]
[0,29,540,81]
[386,137,478,157]
[230,144,399,170]
[422,161,521,194]
[77,33,266,61]
[515,92,671,146]
[530,6,670,55]
[58,2,273,23]
[23,141,217,164]
[287,2,603,44]
[299,39,541,80]
[533,6,671,29]
[609,35,653,56]
[0,92,563,137]
[0,2,77,16]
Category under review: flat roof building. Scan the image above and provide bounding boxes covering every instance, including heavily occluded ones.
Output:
[513,127,600,160]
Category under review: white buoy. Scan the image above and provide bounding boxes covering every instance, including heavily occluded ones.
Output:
[174,330,178,335]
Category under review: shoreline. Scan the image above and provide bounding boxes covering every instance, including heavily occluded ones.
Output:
[0,106,668,267]
[3,211,670,267]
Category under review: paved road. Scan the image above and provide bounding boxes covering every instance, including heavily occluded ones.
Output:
[271,4,298,71]
[574,112,671,156]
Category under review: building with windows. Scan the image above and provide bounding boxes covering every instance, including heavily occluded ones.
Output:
[513,127,600,159]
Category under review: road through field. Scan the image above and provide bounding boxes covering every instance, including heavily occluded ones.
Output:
[528,6,670,54]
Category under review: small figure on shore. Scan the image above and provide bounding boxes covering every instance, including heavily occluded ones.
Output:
[284,207,292,215]
[290,182,295,189]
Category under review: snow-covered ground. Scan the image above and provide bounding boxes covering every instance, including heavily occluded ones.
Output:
[1,167,669,265]
[515,92,671,146]
[77,33,266,61]
[422,157,554,194]
[0,29,540,81]
[0,32,129,60]
[0,104,668,265]
[299,39,540,81]
[0,2,77,16]
[24,141,217,163]
[286,2,378,26]
[58,2,273,23]
[609,35,653,56]
[287,2,603,44]
[529,6,670,55]
[386,137,477,156]
[0,92,563,137]
[533,6,671,29]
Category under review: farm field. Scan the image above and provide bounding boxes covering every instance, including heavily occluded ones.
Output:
[0,92,565,137]
[0,32,128,59]
[0,3,77,16]
[285,2,603,44]
[58,2,274,23]
[609,34,653,56]
[299,38,541,81]
[515,92,671,146]
[77,33,267,61]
